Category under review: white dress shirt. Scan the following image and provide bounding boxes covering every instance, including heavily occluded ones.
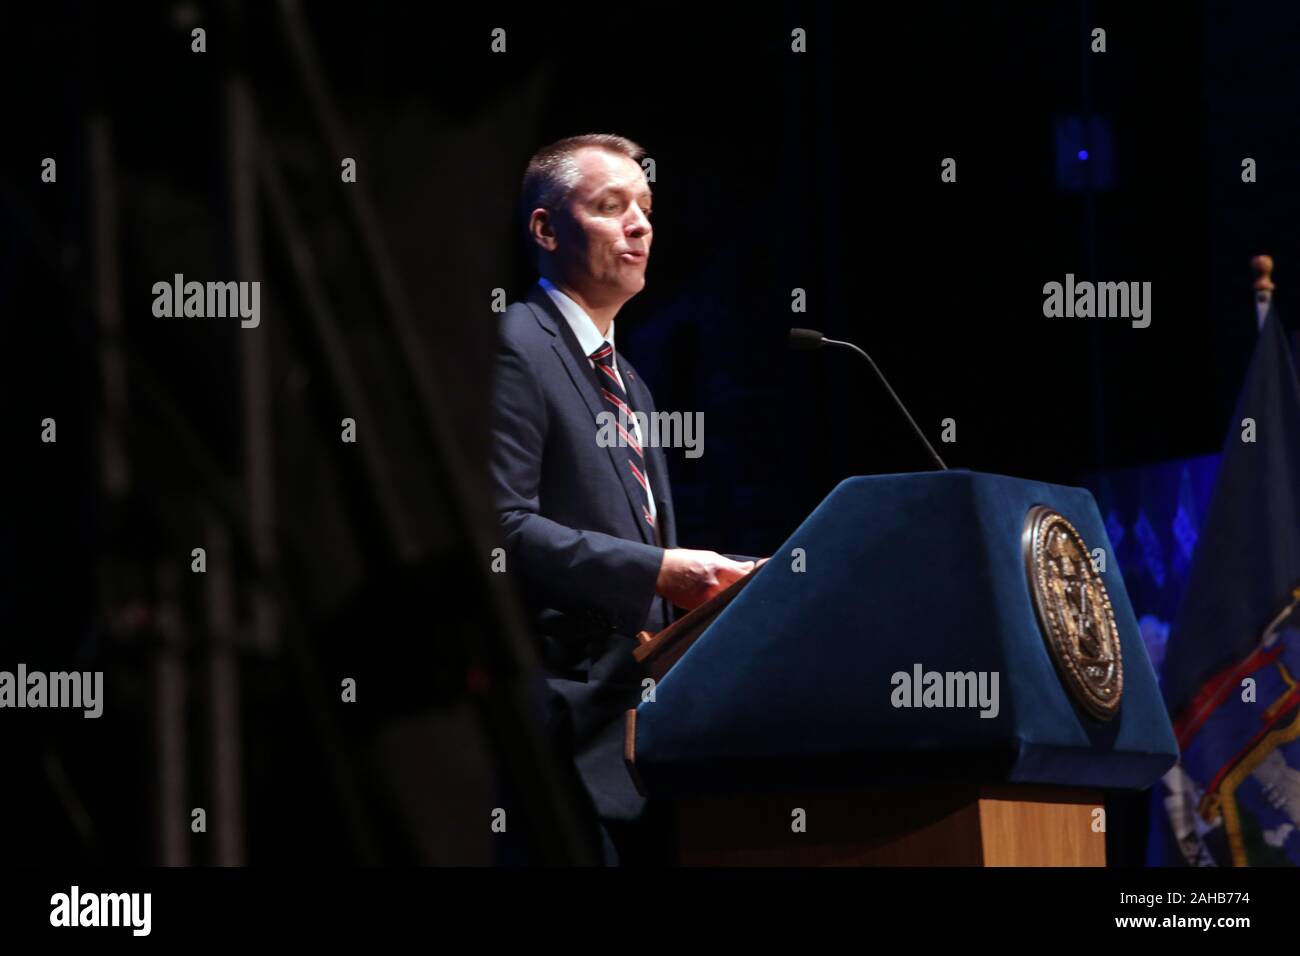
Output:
[539,277,657,522]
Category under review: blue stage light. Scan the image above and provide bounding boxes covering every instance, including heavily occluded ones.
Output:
[1055,115,1114,191]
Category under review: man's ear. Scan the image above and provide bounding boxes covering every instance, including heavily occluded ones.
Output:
[528,208,559,254]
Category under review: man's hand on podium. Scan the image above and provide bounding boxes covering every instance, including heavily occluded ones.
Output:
[655,549,757,611]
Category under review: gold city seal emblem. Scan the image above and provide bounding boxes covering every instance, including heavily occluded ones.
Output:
[1022,505,1124,720]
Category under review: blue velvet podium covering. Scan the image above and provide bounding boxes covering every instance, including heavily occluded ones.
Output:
[632,471,1178,798]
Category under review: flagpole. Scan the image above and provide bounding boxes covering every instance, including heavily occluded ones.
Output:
[1252,254,1274,330]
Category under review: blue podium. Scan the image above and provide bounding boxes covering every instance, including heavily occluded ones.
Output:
[624,471,1178,865]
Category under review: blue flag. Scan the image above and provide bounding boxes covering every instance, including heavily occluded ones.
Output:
[1150,308,1300,866]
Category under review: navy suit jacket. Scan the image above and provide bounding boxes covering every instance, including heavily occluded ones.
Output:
[489,282,677,823]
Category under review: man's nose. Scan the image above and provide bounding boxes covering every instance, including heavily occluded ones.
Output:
[627,208,651,235]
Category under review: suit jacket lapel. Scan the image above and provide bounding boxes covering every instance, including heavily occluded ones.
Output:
[624,368,675,544]
[525,284,655,546]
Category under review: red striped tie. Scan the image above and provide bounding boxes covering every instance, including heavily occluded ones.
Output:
[591,343,655,528]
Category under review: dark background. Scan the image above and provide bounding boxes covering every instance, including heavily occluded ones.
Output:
[1,0,1296,864]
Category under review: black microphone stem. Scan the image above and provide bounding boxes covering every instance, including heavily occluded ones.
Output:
[822,337,949,471]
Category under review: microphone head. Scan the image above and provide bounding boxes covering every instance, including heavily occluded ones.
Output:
[788,328,825,350]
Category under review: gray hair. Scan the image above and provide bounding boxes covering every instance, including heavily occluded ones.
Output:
[519,133,646,240]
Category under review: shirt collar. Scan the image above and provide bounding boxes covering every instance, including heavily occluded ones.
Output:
[539,277,615,360]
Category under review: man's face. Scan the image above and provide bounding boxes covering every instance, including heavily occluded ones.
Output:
[546,147,653,306]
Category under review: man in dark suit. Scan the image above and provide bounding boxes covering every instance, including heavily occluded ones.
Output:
[489,133,754,865]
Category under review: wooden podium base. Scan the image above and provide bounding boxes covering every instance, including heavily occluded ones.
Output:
[674,785,1106,866]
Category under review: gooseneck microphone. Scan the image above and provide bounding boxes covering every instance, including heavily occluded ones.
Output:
[789,328,948,471]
